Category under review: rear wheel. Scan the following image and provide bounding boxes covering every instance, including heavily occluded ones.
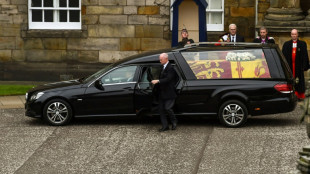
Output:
[43,99,72,126]
[218,100,248,127]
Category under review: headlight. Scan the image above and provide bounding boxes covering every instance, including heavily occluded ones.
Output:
[30,92,44,101]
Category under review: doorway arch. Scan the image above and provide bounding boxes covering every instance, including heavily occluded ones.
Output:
[171,0,208,47]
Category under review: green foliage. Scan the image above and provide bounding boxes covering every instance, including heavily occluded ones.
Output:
[0,85,35,96]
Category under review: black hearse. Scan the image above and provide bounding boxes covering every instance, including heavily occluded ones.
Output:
[25,43,297,127]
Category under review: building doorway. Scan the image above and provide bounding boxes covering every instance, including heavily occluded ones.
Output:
[178,0,199,42]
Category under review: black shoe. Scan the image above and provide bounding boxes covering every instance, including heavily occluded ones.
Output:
[172,123,177,130]
[159,127,169,132]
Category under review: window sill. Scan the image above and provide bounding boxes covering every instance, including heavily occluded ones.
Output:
[21,24,88,38]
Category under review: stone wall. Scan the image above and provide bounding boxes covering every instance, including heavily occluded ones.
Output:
[0,0,171,81]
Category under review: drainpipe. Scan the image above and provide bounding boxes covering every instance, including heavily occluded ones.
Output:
[255,0,258,37]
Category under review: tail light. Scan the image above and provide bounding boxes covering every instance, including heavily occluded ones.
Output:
[274,83,293,93]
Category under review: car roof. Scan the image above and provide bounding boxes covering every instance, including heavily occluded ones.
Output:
[115,42,279,65]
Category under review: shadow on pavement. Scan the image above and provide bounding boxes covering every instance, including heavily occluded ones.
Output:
[24,113,300,128]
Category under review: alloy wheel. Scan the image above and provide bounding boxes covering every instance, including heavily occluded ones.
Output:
[46,101,69,125]
[222,103,244,126]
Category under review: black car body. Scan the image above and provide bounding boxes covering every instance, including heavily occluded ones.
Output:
[25,43,297,127]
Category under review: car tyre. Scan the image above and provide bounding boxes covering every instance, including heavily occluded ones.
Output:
[218,100,248,127]
[43,99,73,126]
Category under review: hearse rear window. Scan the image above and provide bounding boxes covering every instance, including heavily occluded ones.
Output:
[181,49,271,79]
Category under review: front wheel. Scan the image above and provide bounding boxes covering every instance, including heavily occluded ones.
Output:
[218,100,248,127]
[43,99,73,126]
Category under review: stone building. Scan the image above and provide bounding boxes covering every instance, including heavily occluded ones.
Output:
[0,0,309,81]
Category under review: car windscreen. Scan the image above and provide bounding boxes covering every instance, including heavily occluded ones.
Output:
[181,49,271,79]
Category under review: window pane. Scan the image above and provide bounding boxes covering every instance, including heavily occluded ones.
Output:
[44,10,53,22]
[32,10,42,22]
[206,0,210,9]
[181,49,271,79]
[210,0,222,9]
[210,12,222,24]
[44,0,53,7]
[69,0,79,7]
[59,10,67,22]
[59,0,67,7]
[206,13,209,24]
[32,0,42,7]
[101,66,137,84]
[69,10,80,22]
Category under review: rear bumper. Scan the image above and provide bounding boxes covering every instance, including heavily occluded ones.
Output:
[250,94,297,116]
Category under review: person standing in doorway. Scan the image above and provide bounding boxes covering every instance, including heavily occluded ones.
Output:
[151,53,178,132]
[282,29,309,100]
[177,28,195,48]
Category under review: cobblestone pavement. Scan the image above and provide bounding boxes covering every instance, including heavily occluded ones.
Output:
[0,107,307,174]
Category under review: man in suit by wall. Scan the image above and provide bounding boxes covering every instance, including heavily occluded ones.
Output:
[151,53,178,132]
[220,24,245,43]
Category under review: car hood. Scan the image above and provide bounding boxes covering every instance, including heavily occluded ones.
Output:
[28,80,84,94]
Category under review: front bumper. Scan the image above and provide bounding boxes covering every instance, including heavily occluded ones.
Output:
[25,101,43,118]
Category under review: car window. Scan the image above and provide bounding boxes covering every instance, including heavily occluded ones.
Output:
[181,49,271,79]
[101,66,137,84]
[141,66,161,82]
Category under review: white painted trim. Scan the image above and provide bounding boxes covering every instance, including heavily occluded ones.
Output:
[206,0,224,31]
[28,0,81,30]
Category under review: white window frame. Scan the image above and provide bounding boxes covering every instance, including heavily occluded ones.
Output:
[170,0,224,31]
[206,0,224,31]
[28,0,81,30]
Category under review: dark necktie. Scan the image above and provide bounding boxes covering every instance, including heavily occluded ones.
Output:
[232,36,235,42]
[160,66,164,77]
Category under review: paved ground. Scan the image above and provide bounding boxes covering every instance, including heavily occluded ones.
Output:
[0,105,308,173]
[0,95,25,109]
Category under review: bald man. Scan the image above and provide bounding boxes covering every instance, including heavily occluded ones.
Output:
[220,24,245,43]
[151,53,178,132]
[282,29,309,100]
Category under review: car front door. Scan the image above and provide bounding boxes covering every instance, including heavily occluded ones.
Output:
[79,66,138,116]
[134,65,161,114]
[134,64,184,114]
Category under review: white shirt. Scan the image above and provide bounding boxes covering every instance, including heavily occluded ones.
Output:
[231,35,236,42]
[163,61,169,70]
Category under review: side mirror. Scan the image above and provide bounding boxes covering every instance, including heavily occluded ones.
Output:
[94,80,104,90]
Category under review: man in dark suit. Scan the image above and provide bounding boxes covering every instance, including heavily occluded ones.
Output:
[282,29,309,100]
[151,53,178,132]
[220,24,245,43]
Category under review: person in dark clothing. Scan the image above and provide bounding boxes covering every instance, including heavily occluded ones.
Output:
[282,29,309,100]
[177,29,194,48]
[253,26,275,44]
[151,53,178,132]
[220,24,244,43]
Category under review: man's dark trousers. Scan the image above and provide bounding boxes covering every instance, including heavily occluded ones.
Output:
[158,97,177,128]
